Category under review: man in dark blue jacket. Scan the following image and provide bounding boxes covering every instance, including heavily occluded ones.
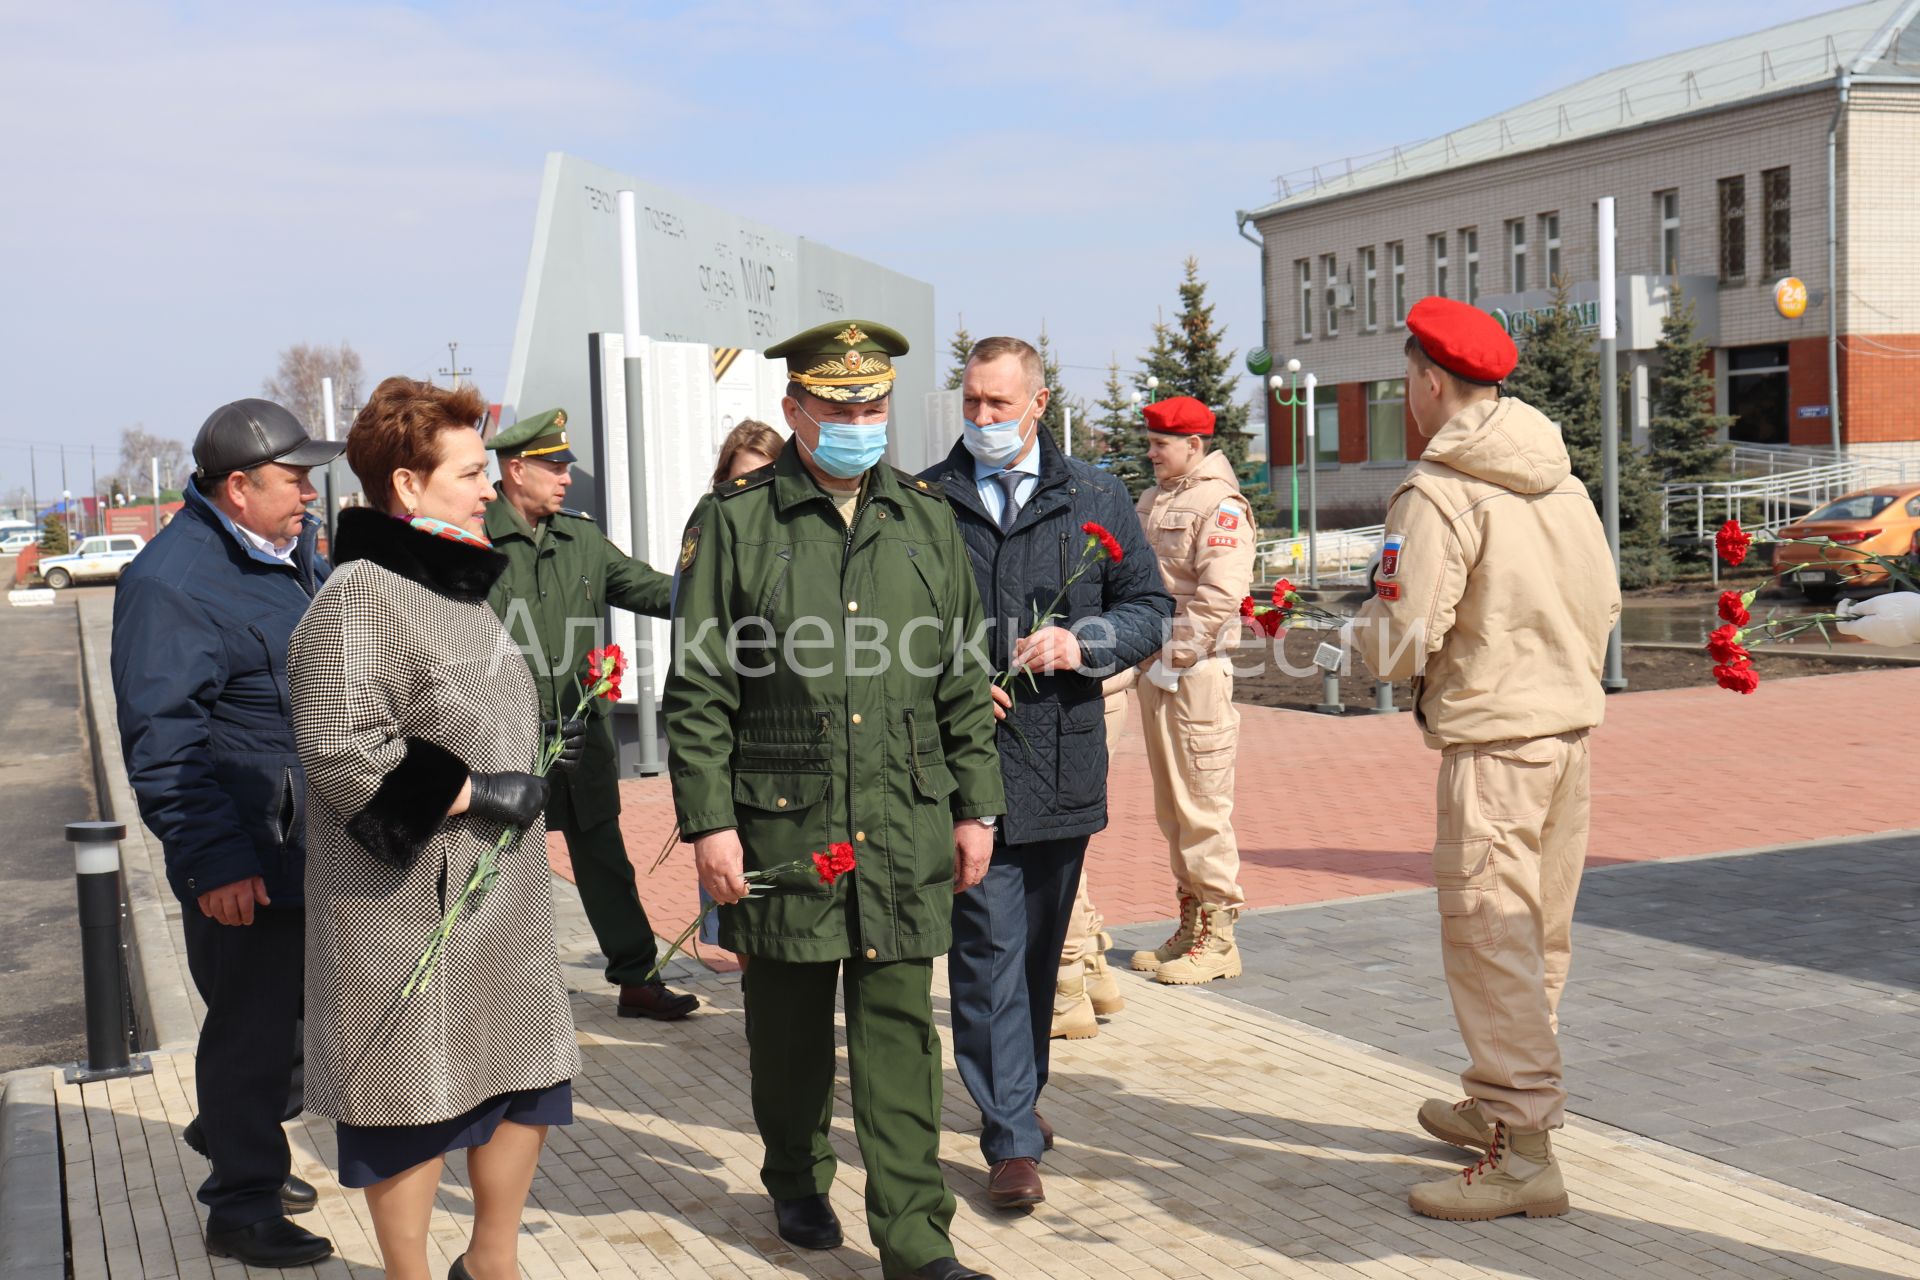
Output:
[920,337,1171,1210]
[112,399,341,1269]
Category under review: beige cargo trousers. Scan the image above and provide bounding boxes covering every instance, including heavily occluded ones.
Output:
[1433,728,1591,1131]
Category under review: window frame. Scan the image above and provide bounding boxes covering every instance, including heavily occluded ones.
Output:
[1361,246,1379,332]
[1431,233,1449,299]
[1297,258,1313,339]
[1322,253,1339,337]
[1763,167,1791,276]
[1656,189,1680,275]
[1541,212,1561,285]
[1508,219,1528,293]
[1462,228,1480,303]
[1389,241,1407,326]
[1365,378,1408,464]
[1718,175,1747,285]
[1312,395,1341,466]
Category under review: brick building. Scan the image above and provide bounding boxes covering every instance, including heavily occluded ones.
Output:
[1237,0,1920,523]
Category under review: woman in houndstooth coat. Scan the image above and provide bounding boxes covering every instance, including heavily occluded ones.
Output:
[287,377,578,1280]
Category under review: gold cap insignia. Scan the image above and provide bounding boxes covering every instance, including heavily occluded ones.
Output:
[554,409,567,428]
[734,477,748,487]
[845,350,864,371]
[835,324,868,345]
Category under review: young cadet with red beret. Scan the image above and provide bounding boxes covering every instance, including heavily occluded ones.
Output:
[1348,297,1620,1221]
[1126,395,1256,986]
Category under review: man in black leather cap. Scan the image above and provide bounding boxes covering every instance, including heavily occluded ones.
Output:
[112,399,342,1268]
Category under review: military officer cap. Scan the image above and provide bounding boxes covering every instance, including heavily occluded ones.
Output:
[487,407,576,463]
[764,320,909,404]
[1406,297,1518,385]
[1143,395,1215,437]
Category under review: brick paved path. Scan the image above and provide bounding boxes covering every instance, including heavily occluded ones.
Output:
[560,668,1920,959]
[1111,833,1920,1232]
[52,945,1920,1279]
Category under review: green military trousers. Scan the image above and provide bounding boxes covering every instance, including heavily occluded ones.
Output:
[548,783,659,984]
[747,956,955,1277]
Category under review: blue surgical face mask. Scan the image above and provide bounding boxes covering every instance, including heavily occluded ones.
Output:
[961,392,1038,467]
[799,406,889,479]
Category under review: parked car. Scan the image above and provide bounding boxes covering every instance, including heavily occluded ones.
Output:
[0,530,38,555]
[33,533,147,589]
[1773,485,1920,599]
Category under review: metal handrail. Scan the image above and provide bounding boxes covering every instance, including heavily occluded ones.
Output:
[1255,524,1383,582]
[1663,454,1920,540]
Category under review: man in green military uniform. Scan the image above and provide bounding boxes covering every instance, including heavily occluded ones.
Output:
[664,321,1005,1280]
[484,407,700,1021]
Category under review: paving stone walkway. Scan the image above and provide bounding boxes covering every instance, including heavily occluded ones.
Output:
[52,935,1920,1280]
[1110,833,1920,1232]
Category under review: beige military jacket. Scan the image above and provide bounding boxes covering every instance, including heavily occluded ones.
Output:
[1352,397,1621,749]
[1137,449,1257,664]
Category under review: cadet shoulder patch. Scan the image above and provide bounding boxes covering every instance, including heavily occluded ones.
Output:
[1376,581,1401,601]
[1380,533,1407,578]
[679,526,701,571]
[718,463,775,497]
[1207,535,1238,548]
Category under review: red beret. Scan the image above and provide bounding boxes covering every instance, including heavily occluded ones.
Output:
[1406,297,1518,383]
[1142,395,1214,436]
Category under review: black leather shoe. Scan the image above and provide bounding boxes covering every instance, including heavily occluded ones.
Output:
[449,1254,475,1280]
[897,1260,994,1280]
[618,981,700,1021]
[773,1193,843,1250]
[204,1217,334,1268]
[182,1119,318,1215]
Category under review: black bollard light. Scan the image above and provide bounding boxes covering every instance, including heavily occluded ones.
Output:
[1311,641,1344,716]
[64,821,151,1084]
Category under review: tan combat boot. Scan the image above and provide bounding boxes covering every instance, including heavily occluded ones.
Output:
[1083,929,1125,1016]
[1050,962,1098,1040]
[1417,1098,1495,1153]
[1130,895,1198,972]
[1408,1123,1569,1221]
[1152,903,1242,985]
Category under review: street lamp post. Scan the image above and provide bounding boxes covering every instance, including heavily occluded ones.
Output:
[1266,360,1306,538]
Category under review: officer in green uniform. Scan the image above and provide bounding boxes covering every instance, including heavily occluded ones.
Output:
[663,321,1005,1280]
[483,407,699,1021]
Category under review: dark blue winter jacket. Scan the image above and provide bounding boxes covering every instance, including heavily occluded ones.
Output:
[920,430,1170,844]
[110,481,329,906]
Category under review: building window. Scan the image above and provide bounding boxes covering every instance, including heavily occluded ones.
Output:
[1718,176,1747,284]
[1313,395,1340,465]
[1361,246,1378,331]
[1389,242,1407,325]
[1763,167,1791,275]
[1728,345,1789,445]
[1297,259,1313,339]
[1541,213,1561,285]
[1322,254,1339,337]
[1508,219,1527,293]
[1462,228,1480,303]
[1367,378,1407,462]
[1656,190,1680,274]
[1431,233,1449,299]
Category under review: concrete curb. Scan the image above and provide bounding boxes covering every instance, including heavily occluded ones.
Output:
[0,1070,65,1280]
[75,597,203,1053]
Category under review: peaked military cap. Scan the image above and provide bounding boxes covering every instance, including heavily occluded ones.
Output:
[487,407,576,462]
[765,320,908,404]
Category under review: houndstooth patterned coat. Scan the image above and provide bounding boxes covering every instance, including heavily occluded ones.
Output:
[288,508,578,1127]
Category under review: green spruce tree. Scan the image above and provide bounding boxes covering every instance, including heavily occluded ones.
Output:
[1102,357,1154,499]
[1646,284,1734,482]
[39,514,70,556]
[1504,280,1669,587]
[942,315,972,391]
[1034,323,1086,454]
[1169,257,1250,471]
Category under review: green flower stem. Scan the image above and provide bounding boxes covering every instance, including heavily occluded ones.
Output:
[637,858,817,984]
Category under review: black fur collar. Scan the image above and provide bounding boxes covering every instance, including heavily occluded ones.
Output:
[332,507,507,601]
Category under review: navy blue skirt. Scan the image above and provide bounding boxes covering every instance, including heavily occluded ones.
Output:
[335,1081,573,1188]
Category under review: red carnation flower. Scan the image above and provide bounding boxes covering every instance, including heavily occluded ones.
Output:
[1716,590,1752,627]
[1713,660,1761,694]
[814,841,858,885]
[1259,610,1285,637]
[1239,595,1257,620]
[1081,521,1124,563]
[1715,519,1752,568]
[586,645,628,701]
[1705,624,1750,666]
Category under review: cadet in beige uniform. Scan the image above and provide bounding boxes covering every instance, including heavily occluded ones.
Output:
[1051,677,1132,1039]
[1125,396,1256,986]
[1349,298,1620,1222]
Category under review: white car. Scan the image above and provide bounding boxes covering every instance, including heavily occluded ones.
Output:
[0,530,37,555]
[35,534,146,588]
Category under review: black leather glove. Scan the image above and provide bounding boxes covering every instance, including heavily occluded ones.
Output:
[465,771,550,827]
[543,718,586,774]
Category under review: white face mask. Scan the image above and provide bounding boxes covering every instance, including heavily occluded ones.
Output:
[961,392,1038,467]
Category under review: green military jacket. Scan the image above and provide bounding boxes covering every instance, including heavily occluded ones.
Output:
[662,442,1005,963]
[484,499,672,830]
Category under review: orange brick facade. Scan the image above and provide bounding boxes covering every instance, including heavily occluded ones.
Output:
[1838,335,1920,447]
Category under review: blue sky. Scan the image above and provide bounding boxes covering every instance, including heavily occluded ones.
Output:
[0,0,1837,502]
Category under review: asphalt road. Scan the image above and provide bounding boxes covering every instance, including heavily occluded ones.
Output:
[0,586,109,1073]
